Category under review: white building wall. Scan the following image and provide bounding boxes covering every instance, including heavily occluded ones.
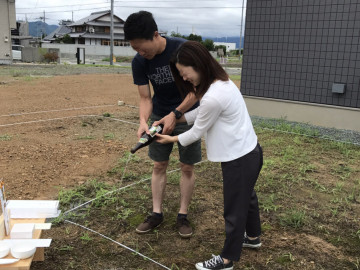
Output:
[214,42,236,51]
[0,0,15,64]
[42,43,137,57]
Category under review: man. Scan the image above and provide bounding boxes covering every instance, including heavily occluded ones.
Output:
[124,11,201,238]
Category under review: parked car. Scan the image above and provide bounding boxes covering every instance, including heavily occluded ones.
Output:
[12,45,24,60]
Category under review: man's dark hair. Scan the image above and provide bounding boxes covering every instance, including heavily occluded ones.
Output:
[170,41,229,99]
[124,11,158,41]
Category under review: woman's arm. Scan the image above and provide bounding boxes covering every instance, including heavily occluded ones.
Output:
[155,134,178,144]
[155,96,223,146]
[178,96,222,146]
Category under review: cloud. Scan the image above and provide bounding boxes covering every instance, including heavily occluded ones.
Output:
[15,0,246,37]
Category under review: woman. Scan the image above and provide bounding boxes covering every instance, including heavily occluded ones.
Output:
[154,41,263,270]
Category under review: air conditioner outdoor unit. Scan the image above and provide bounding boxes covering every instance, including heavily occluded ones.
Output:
[89,28,95,33]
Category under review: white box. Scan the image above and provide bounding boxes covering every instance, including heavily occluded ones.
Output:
[7,200,60,219]
[10,224,35,239]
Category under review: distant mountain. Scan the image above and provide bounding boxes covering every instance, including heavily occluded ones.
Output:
[203,36,244,49]
[29,21,58,37]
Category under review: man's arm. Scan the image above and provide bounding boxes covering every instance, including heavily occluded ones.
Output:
[137,84,153,138]
[156,92,198,134]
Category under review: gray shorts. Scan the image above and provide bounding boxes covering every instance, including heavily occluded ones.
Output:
[148,113,202,165]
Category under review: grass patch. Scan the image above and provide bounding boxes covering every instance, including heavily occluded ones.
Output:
[46,123,360,270]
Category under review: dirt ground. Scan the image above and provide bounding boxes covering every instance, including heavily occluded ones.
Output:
[0,73,140,200]
[0,69,358,270]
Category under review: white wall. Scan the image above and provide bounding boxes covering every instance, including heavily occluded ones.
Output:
[42,43,137,57]
[214,42,236,51]
[244,96,360,132]
[0,0,15,64]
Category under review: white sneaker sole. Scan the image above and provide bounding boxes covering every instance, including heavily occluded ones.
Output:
[195,262,233,270]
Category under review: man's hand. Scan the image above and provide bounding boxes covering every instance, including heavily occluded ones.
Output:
[137,122,150,139]
[153,112,176,135]
[155,134,178,144]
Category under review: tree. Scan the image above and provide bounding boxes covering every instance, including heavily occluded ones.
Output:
[187,33,202,42]
[215,45,227,56]
[170,31,186,39]
[55,34,74,44]
[202,39,215,51]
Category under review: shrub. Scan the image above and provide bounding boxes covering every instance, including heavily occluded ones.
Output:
[43,52,59,63]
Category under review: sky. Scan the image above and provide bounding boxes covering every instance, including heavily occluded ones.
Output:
[15,0,246,38]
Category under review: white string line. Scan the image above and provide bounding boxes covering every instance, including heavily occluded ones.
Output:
[0,104,117,117]
[0,115,97,127]
[64,220,171,270]
[63,159,208,216]
[0,114,140,127]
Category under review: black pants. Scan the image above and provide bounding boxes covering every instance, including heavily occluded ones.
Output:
[220,143,263,261]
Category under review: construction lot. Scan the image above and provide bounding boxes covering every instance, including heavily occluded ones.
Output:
[0,65,359,269]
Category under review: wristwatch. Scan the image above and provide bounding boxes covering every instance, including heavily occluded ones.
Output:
[172,109,183,119]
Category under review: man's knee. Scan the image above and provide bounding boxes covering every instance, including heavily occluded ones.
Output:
[153,161,169,174]
[180,163,195,178]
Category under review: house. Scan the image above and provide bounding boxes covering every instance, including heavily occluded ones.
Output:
[43,20,72,43]
[0,0,16,64]
[241,0,360,132]
[66,10,129,47]
[42,10,135,58]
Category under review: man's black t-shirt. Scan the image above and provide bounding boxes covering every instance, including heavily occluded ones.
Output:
[132,36,198,117]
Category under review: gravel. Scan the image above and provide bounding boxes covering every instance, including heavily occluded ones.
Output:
[252,116,360,146]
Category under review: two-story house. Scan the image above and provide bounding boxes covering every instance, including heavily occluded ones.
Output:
[67,10,129,47]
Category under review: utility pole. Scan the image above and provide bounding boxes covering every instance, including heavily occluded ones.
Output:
[239,0,245,60]
[110,0,114,65]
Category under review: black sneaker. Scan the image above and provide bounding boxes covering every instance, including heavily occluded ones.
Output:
[195,255,233,270]
[243,235,262,249]
[135,213,163,234]
[176,216,193,238]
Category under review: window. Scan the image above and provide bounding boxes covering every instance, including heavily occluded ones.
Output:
[101,39,110,46]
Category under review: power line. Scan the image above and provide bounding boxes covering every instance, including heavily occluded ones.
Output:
[16,0,223,9]
[17,5,243,15]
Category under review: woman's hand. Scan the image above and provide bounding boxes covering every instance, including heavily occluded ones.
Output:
[155,134,178,144]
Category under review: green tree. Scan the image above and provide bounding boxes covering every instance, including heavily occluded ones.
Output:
[187,33,202,42]
[202,39,215,51]
[170,31,186,39]
[62,34,73,44]
[56,34,74,44]
[215,45,227,56]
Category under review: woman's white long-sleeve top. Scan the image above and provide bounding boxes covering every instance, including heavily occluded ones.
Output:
[178,80,257,162]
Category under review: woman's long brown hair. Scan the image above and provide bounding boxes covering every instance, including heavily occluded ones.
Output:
[170,41,229,99]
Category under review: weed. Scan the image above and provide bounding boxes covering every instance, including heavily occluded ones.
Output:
[104,133,115,139]
[260,194,280,213]
[276,252,295,264]
[103,112,111,117]
[0,134,11,141]
[80,232,93,242]
[279,209,306,229]
[353,257,360,270]
[58,245,74,251]
[117,208,134,220]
